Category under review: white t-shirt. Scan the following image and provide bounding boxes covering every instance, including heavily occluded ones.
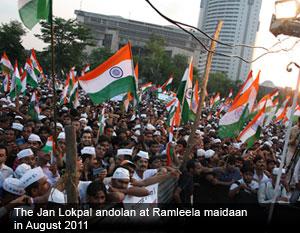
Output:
[133,169,158,181]
[253,171,270,185]
[293,158,300,184]
[230,179,259,194]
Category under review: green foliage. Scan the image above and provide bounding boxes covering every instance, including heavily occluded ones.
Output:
[206,72,241,97]
[36,17,94,78]
[137,35,198,91]
[0,21,26,64]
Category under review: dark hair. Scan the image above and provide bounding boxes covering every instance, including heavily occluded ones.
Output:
[0,145,8,156]
[241,164,254,174]
[149,141,159,147]
[226,155,236,165]
[186,160,197,171]
[149,155,162,164]
[98,135,110,143]
[86,181,107,197]
[253,155,264,164]
[25,181,39,197]
[177,139,187,148]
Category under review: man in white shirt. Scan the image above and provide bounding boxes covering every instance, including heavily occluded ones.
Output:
[290,158,300,203]
[258,168,289,204]
[132,151,157,181]
[253,156,270,185]
[229,164,259,203]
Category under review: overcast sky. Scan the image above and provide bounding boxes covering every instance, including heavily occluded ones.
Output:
[1,0,300,89]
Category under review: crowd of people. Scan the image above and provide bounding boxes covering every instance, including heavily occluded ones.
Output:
[0,82,300,222]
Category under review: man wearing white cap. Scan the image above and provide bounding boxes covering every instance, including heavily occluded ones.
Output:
[14,163,32,179]
[80,146,98,181]
[2,177,25,205]
[115,148,133,166]
[133,151,158,181]
[17,148,36,168]
[28,134,42,152]
[258,167,289,204]
[12,123,24,132]
[20,167,50,198]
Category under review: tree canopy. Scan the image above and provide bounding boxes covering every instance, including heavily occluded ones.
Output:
[137,35,199,91]
[36,17,94,78]
[206,72,242,97]
[0,21,26,64]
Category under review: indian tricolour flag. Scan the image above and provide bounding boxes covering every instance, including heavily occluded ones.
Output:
[24,58,38,88]
[20,69,27,94]
[191,79,199,114]
[30,49,46,81]
[42,136,54,154]
[81,64,90,76]
[18,0,50,30]
[9,61,22,99]
[238,105,266,149]
[79,43,137,104]
[232,70,253,104]
[275,96,290,123]
[28,91,40,120]
[1,74,10,93]
[42,136,56,162]
[178,57,194,124]
[60,74,70,105]
[166,97,181,127]
[141,82,152,93]
[161,76,173,91]
[264,98,279,126]
[0,52,13,75]
[218,72,260,139]
[255,89,279,113]
[69,76,79,109]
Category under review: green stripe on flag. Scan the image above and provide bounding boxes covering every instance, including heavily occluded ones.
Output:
[19,0,50,30]
[88,76,136,105]
[218,105,249,139]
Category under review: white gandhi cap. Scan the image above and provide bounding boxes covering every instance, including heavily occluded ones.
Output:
[17,148,34,159]
[14,163,32,179]
[137,150,149,160]
[20,167,46,188]
[3,177,25,196]
[112,167,130,180]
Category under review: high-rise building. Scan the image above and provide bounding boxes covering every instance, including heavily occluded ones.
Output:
[198,0,262,81]
[75,10,208,69]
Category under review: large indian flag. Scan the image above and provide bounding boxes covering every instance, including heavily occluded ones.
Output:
[218,72,260,139]
[18,0,50,30]
[79,43,137,105]
[238,105,266,149]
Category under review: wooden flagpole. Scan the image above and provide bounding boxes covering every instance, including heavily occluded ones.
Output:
[183,21,223,164]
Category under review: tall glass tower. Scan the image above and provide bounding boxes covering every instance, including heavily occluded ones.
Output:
[198,0,262,81]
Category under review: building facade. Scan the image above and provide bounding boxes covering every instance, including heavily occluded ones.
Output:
[198,0,262,81]
[75,10,208,68]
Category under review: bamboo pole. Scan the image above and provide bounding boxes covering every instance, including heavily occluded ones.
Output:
[183,21,223,164]
[50,0,58,152]
[65,126,78,204]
